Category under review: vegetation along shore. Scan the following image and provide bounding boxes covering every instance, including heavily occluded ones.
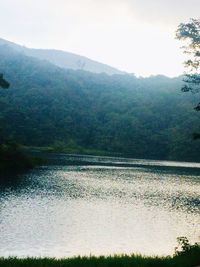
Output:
[1,246,200,267]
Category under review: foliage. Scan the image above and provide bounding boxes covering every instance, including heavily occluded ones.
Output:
[0,236,199,267]
[0,70,42,171]
[0,74,9,89]
[174,236,199,256]
[0,245,200,267]
[0,139,45,171]
[0,45,200,161]
[176,19,200,106]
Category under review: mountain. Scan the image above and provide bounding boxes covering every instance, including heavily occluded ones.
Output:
[0,38,124,75]
[0,43,200,161]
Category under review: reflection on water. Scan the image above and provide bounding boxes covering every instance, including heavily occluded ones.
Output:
[0,156,200,257]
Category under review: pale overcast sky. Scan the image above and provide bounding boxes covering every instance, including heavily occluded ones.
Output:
[0,0,199,77]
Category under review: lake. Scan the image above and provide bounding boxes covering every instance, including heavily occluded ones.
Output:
[0,155,200,258]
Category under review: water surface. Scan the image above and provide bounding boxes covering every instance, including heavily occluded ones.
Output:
[0,155,200,257]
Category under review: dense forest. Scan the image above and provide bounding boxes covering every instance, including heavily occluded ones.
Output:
[0,43,200,161]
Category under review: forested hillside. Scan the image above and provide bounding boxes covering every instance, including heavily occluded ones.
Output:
[0,44,200,161]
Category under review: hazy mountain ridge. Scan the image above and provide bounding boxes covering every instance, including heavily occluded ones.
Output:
[0,38,124,75]
[0,42,199,161]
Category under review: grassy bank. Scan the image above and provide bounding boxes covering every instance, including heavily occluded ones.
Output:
[1,246,200,267]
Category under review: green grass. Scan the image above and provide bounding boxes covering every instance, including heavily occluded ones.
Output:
[0,246,200,267]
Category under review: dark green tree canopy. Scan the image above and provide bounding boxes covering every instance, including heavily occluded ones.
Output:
[1,43,200,161]
[0,74,10,89]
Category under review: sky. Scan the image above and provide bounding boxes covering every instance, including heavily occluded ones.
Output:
[0,0,200,77]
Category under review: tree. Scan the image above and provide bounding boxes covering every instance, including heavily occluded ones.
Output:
[176,19,200,139]
[0,74,10,89]
[176,19,200,95]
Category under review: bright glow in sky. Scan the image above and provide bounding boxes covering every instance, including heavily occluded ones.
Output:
[0,0,200,77]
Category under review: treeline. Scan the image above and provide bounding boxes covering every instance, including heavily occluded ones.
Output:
[0,45,200,161]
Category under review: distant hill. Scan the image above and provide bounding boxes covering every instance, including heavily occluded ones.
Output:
[0,38,124,75]
[0,43,200,161]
